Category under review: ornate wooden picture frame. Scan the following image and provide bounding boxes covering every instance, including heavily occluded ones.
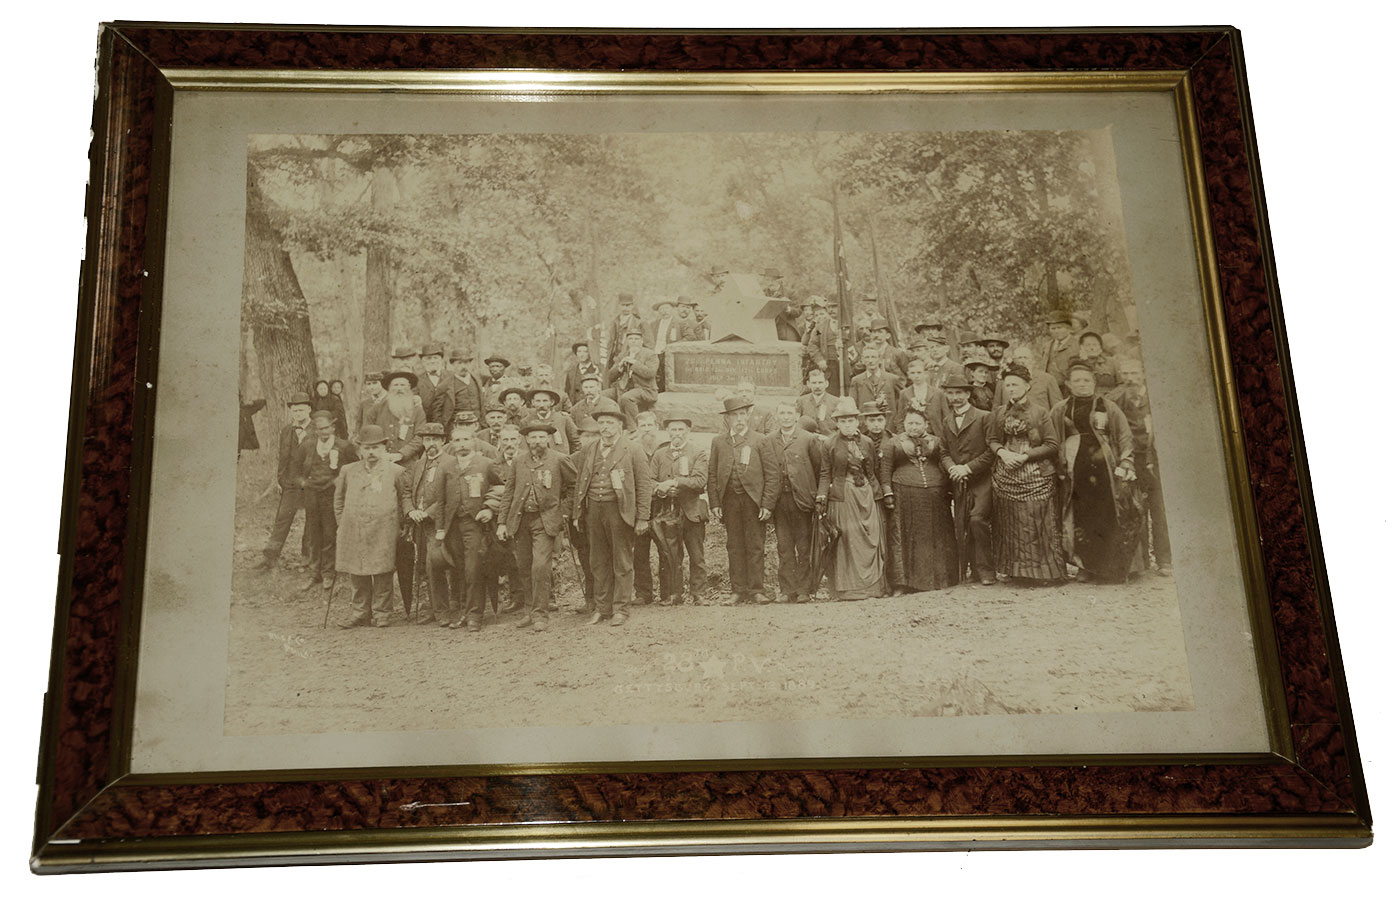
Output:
[32,23,1370,872]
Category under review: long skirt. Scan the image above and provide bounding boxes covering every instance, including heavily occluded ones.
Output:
[1069,442,1133,583]
[831,482,885,600]
[888,482,956,591]
[991,461,1067,581]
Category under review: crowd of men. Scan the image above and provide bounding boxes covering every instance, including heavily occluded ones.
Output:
[243,293,1171,632]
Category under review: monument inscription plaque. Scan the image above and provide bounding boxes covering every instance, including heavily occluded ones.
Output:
[671,351,791,389]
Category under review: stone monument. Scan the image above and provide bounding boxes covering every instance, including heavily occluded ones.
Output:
[657,272,803,433]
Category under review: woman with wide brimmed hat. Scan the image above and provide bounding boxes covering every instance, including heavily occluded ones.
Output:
[816,397,886,600]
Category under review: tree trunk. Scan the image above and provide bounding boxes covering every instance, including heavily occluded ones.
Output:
[243,176,318,434]
[1033,166,1060,308]
[363,166,397,373]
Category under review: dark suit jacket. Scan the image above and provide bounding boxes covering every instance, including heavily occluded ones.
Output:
[408,453,461,535]
[767,427,823,512]
[940,407,995,480]
[441,373,484,425]
[993,369,1063,415]
[707,428,779,511]
[572,437,655,529]
[896,384,950,431]
[501,447,578,538]
[416,372,454,426]
[818,433,882,502]
[532,410,580,454]
[796,392,840,436]
[568,394,622,428]
[299,436,359,492]
[850,370,900,413]
[276,423,313,488]
[364,400,428,465]
[607,346,660,396]
[564,360,601,403]
[648,441,709,523]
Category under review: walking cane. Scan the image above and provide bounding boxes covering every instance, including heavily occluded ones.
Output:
[321,572,340,628]
[954,478,968,583]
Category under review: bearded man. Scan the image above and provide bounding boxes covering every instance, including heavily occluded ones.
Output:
[365,372,427,466]
[528,387,579,454]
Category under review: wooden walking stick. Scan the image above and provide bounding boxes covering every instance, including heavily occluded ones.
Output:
[321,573,339,628]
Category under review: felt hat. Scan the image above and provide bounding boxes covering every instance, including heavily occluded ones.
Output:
[1044,310,1073,325]
[576,416,601,434]
[591,405,627,423]
[675,294,696,307]
[483,403,508,416]
[963,359,997,372]
[286,392,312,406]
[831,397,861,420]
[500,387,528,402]
[483,355,511,368]
[914,319,943,333]
[869,316,891,333]
[356,424,389,447]
[391,345,418,359]
[719,396,754,415]
[797,416,819,433]
[617,292,635,306]
[940,376,973,390]
[380,370,418,391]
[663,416,693,428]
[420,342,445,357]
[419,422,446,438]
[859,402,888,418]
[448,349,472,363]
[453,410,478,425]
[571,340,591,353]
[979,332,1010,346]
[528,387,562,406]
[521,421,557,436]
[652,298,675,311]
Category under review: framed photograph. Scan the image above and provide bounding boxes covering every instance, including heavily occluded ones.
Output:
[32,22,1370,872]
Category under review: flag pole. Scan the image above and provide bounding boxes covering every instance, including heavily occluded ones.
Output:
[866,211,901,349]
[832,183,851,398]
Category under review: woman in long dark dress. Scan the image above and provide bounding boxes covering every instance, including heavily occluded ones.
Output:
[986,364,1067,582]
[816,398,885,600]
[312,379,350,439]
[879,409,957,592]
[1049,361,1141,583]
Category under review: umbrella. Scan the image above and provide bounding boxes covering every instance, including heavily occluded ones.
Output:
[809,509,842,595]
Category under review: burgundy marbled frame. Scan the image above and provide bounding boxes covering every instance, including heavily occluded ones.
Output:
[32,24,1369,869]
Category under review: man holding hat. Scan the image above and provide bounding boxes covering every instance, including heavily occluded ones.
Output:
[479,355,512,406]
[298,409,359,591]
[255,392,315,570]
[572,403,655,626]
[940,376,996,586]
[528,387,579,454]
[334,424,413,628]
[404,423,460,625]
[364,371,427,466]
[607,322,660,425]
[707,395,780,604]
[497,421,577,632]
[648,416,709,605]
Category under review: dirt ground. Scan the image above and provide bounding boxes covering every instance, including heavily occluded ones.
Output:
[226,452,1194,736]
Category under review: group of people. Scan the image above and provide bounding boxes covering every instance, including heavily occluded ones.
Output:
[245,299,1172,633]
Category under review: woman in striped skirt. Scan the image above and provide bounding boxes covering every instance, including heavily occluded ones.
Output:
[986,364,1067,583]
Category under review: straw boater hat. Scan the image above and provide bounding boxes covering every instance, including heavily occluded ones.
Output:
[356,424,389,447]
[528,387,562,406]
[380,370,418,390]
[591,404,627,423]
[419,422,446,439]
[831,397,861,420]
[720,396,754,415]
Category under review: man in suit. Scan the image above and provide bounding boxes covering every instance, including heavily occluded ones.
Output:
[416,342,454,427]
[497,422,577,633]
[607,326,659,425]
[1041,311,1078,387]
[255,392,314,570]
[568,374,621,430]
[479,356,512,407]
[923,331,964,390]
[649,298,681,393]
[527,388,580,454]
[851,346,900,414]
[334,425,413,628]
[604,293,647,368]
[572,406,655,627]
[676,295,710,341]
[564,341,599,404]
[444,349,484,425]
[403,422,459,624]
[354,370,385,434]
[941,377,996,585]
[797,366,840,436]
[445,422,505,631]
[298,409,358,591]
[364,372,427,468]
[707,396,779,604]
[734,379,776,437]
[897,358,950,431]
[865,317,911,386]
[802,299,841,382]
[768,399,824,602]
[648,417,709,605]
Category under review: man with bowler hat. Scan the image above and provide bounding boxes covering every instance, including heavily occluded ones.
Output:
[608,324,660,425]
[444,348,484,425]
[941,375,996,585]
[572,403,655,626]
[498,422,577,632]
[298,409,358,591]
[405,423,459,625]
[768,399,824,603]
[648,416,709,605]
[479,355,512,406]
[334,425,413,628]
[708,395,779,604]
[255,391,315,570]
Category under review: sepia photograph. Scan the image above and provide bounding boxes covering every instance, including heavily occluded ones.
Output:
[225,124,1194,738]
